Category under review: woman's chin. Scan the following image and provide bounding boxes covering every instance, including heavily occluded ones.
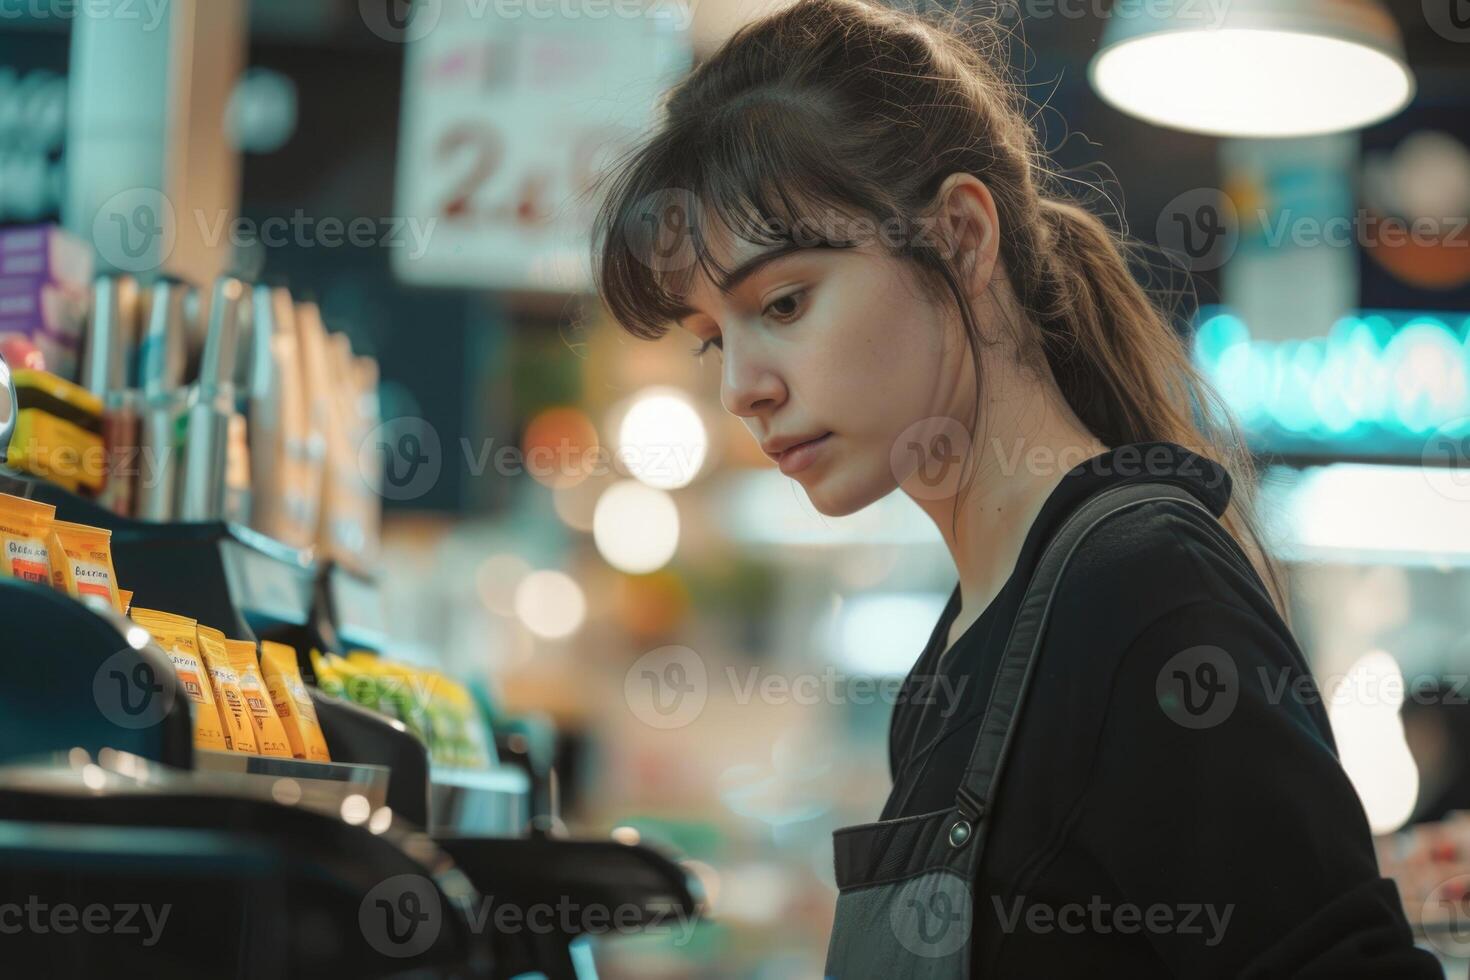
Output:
[801,471,889,519]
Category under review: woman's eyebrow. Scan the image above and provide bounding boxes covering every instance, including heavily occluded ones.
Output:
[671,244,807,323]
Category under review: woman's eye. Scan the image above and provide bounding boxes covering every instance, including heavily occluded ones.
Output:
[764,289,806,322]
[687,291,803,359]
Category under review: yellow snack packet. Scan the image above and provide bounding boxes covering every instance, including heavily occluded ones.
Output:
[259,641,331,762]
[46,520,124,613]
[225,639,293,759]
[196,625,258,754]
[129,607,229,753]
[0,492,56,585]
[309,648,346,699]
[118,589,134,615]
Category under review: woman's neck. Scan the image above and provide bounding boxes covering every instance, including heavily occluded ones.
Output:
[907,366,1108,626]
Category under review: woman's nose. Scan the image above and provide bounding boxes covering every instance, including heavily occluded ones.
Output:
[720,333,786,419]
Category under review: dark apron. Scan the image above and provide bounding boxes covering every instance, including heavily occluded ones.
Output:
[823,481,1224,978]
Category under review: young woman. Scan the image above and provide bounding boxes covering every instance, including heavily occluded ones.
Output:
[590,0,1440,974]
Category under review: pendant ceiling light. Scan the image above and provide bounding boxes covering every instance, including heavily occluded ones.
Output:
[1088,0,1414,138]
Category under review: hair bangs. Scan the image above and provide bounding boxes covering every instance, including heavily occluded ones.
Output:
[591,92,882,340]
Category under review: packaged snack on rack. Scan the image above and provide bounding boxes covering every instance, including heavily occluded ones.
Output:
[440,673,493,770]
[7,369,104,493]
[308,648,346,700]
[129,607,229,753]
[225,639,293,759]
[332,650,392,717]
[0,492,55,585]
[260,641,331,762]
[322,650,490,768]
[196,625,258,754]
[45,519,123,613]
[417,669,461,767]
[355,653,430,745]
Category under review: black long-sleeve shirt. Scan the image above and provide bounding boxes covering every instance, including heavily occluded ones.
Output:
[881,441,1441,977]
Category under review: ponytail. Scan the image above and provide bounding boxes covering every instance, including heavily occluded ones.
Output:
[1015,198,1289,620]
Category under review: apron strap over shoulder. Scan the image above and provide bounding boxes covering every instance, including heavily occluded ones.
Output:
[951,481,1218,830]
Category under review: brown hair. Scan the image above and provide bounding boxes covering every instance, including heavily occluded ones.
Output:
[587,0,1289,618]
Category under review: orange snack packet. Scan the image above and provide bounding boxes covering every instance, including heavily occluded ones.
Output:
[196,625,259,754]
[226,639,293,759]
[259,640,331,762]
[47,520,124,613]
[129,607,228,753]
[0,492,55,585]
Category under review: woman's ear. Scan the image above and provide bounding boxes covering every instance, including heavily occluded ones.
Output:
[929,172,1000,302]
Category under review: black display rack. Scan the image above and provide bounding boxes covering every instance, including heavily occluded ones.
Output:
[0,466,373,662]
[0,470,704,978]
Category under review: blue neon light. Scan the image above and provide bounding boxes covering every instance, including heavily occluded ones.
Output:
[1193,307,1470,456]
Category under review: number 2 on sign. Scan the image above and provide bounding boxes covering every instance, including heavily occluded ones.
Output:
[434,121,555,228]
[436,122,503,221]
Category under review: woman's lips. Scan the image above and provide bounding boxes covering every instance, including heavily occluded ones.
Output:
[778,432,832,475]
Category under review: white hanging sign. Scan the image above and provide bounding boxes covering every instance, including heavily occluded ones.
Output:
[392,0,692,293]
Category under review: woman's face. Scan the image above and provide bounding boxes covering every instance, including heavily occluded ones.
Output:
[676,221,979,517]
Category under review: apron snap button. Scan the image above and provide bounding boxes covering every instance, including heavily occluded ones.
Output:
[948,819,972,847]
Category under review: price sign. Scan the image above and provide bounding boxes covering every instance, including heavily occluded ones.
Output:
[393,0,692,292]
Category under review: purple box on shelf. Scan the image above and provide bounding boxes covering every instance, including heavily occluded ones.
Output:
[0,281,89,341]
[0,224,94,290]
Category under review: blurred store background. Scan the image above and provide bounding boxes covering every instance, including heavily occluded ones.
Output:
[0,0,1469,976]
